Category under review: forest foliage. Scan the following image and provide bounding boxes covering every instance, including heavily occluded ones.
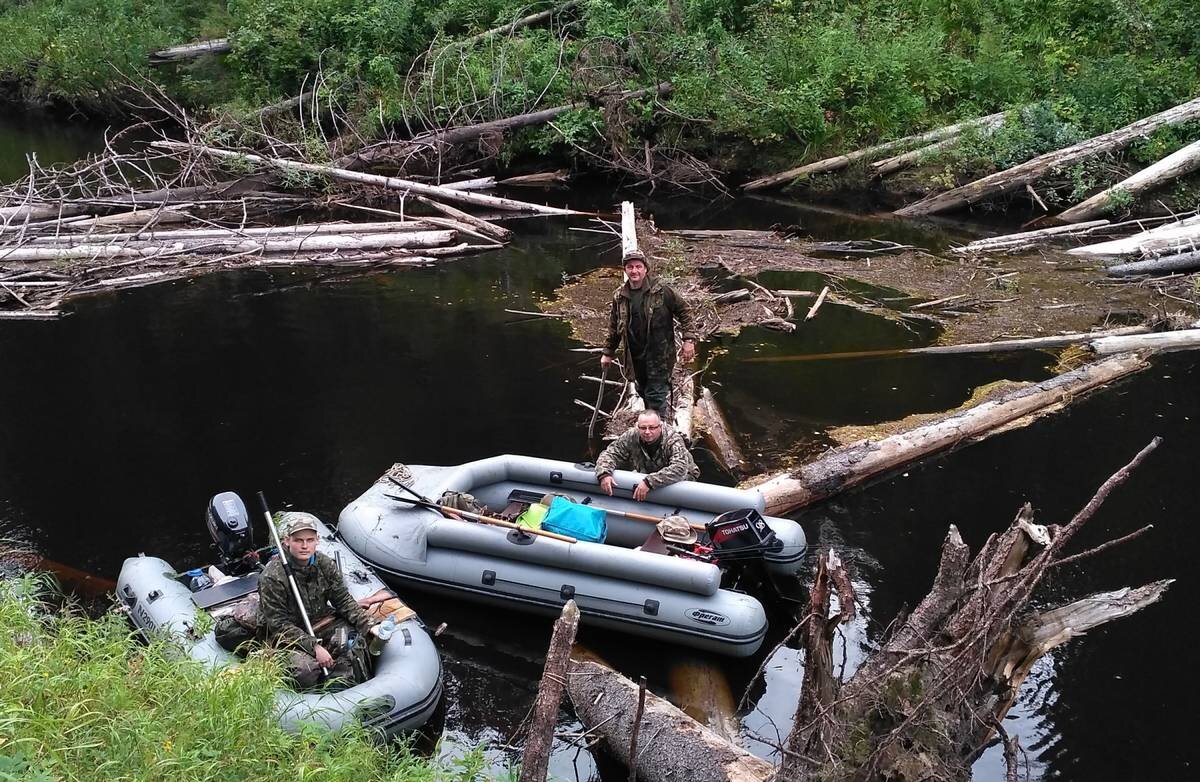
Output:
[0,0,1198,175]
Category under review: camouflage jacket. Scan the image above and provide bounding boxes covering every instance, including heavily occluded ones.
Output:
[602,277,696,382]
[594,425,700,489]
[257,551,372,655]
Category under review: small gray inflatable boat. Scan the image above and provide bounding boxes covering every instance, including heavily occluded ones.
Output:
[117,494,442,738]
[338,455,807,657]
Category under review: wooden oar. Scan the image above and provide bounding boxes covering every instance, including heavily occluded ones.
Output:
[591,503,706,532]
[385,494,577,543]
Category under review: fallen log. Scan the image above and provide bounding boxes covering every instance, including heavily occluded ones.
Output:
[1105,248,1200,276]
[498,170,571,187]
[870,113,1006,179]
[567,655,775,782]
[151,140,579,216]
[750,352,1148,516]
[440,1,582,53]
[896,96,1200,216]
[412,196,512,241]
[742,111,1008,192]
[692,387,748,476]
[333,83,671,170]
[150,38,230,63]
[1068,214,1200,258]
[1090,328,1200,354]
[518,600,579,782]
[23,219,444,244]
[951,219,1110,254]
[1057,137,1200,223]
[0,230,456,262]
[621,201,641,261]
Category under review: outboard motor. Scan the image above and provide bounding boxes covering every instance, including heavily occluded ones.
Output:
[206,491,254,567]
[706,508,782,563]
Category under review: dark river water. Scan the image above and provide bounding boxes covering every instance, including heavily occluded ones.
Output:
[0,118,1195,780]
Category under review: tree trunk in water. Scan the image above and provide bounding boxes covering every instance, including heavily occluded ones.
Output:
[895,96,1200,216]
[567,655,776,782]
[751,353,1148,517]
[692,387,749,476]
[1067,214,1200,258]
[519,601,580,782]
[1090,329,1200,354]
[1105,249,1200,276]
[1057,138,1200,222]
[569,442,1171,782]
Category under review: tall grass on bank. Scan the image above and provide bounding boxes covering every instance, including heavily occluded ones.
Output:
[0,575,456,782]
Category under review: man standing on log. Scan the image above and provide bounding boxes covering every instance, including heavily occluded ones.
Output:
[601,251,697,417]
[595,409,700,501]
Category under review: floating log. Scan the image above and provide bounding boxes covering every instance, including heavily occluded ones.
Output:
[896,96,1200,216]
[742,111,1008,191]
[1057,138,1200,222]
[412,196,513,241]
[1106,248,1200,276]
[23,220,443,245]
[567,654,775,782]
[951,219,1111,254]
[440,176,497,191]
[1067,214,1200,258]
[1090,328,1200,354]
[518,600,579,782]
[151,140,578,216]
[805,285,830,320]
[498,170,571,187]
[150,38,231,63]
[870,113,1006,179]
[691,387,748,476]
[0,230,456,262]
[751,353,1148,516]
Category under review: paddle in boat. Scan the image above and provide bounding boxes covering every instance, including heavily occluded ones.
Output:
[117,492,443,738]
[337,455,807,657]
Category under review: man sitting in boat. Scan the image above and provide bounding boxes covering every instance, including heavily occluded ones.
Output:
[595,409,700,501]
[257,512,381,688]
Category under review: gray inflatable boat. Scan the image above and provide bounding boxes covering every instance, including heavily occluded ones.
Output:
[338,455,807,657]
[117,496,442,738]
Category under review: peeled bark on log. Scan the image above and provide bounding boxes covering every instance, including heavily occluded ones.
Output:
[1057,138,1200,222]
[692,387,748,476]
[1090,328,1200,354]
[750,353,1148,516]
[870,114,1006,179]
[151,140,579,216]
[742,111,1008,191]
[519,600,580,782]
[1067,214,1200,258]
[567,655,775,782]
[24,220,444,245]
[951,219,1110,254]
[621,201,641,261]
[498,170,571,187]
[150,38,230,63]
[1106,248,1200,276]
[413,196,513,241]
[0,230,456,262]
[896,96,1200,216]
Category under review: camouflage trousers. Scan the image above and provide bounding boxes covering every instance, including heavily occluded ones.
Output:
[288,617,360,690]
[632,359,671,418]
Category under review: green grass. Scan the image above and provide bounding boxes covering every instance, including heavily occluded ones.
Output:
[0,575,477,782]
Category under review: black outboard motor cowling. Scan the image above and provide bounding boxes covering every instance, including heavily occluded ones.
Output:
[206,491,253,565]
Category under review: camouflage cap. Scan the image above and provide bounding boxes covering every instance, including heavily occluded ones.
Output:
[657,515,696,545]
[278,511,320,537]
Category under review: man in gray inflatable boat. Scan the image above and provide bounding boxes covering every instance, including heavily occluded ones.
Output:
[257,512,384,688]
[595,409,700,501]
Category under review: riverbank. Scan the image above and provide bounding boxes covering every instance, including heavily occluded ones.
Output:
[3,2,1200,204]
[0,574,463,782]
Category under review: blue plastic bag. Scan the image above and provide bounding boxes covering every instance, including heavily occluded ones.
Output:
[541,496,607,543]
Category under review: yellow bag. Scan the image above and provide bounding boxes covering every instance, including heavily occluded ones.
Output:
[515,502,548,530]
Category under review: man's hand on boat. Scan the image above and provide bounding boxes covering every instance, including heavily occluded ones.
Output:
[600,474,653,502]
